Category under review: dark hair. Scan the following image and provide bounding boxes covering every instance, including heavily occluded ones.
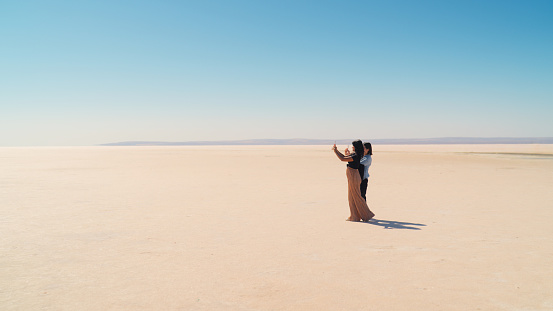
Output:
[352,140,364,156]
[364,142,372,155]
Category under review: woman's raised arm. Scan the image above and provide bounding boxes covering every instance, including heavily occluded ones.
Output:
[332,144,353,162]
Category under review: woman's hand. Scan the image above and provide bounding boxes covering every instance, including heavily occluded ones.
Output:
[332,144,353,162]
[344,148,350,155]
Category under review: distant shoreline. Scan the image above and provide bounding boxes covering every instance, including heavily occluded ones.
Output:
[100,137,553,146]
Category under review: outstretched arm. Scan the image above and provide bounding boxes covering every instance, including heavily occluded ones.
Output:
[332,144,353,162]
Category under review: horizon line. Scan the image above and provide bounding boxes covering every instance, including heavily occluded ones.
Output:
[99,137,553,146]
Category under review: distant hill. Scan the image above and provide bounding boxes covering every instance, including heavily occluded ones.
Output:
[100,137,553,146]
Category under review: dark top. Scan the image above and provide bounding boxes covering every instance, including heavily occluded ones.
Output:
[346,153,361,169]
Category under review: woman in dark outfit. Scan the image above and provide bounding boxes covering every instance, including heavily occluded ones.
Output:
[332,140,375,222]
[359,142,373,201]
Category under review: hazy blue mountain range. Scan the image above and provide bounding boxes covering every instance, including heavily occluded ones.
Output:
[101,137,553,146]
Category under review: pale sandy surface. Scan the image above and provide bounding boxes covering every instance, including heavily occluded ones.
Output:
[2,145,553,311]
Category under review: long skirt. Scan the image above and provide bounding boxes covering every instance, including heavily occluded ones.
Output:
[346,167,375,221]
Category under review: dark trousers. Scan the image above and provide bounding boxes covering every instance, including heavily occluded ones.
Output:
[360,178,368,201]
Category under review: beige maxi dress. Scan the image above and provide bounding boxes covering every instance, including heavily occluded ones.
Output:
[346,167,375,221]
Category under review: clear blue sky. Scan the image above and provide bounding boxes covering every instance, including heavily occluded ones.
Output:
[1,0,552,146]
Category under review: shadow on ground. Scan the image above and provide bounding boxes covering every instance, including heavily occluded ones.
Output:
[366,218,426,230]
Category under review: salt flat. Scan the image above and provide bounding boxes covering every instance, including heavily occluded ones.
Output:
[1,145,552,310]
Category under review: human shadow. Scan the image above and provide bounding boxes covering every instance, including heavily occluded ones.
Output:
[365,218,426,230]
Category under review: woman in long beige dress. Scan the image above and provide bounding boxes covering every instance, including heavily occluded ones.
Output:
[332,140,375,222]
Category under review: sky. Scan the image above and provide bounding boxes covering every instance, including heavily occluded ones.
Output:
[1,0,552,146]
